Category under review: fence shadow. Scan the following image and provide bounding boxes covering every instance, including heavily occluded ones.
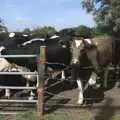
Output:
[44,79,77,102]
[94,97,116,120]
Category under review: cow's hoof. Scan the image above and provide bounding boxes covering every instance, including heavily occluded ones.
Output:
[88,79,96,86]
[28,96,34,100]
[92,83,101,89]
[77,99,84,105]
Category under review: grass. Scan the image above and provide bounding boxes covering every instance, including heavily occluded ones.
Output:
[0,110,120,120]
[0,110,38,120]
[0,113,71,120]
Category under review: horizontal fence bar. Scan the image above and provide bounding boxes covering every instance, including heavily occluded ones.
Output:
[0,112,24,115]
[77,67,120,70]
[46,62,120,70]
[0,55,37,58]
[0,86,37,90]
[0,72,38,75]
[46,62,69,67]
[0,99,37,103]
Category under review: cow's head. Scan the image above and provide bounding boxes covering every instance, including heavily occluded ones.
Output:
[71,37,93,65]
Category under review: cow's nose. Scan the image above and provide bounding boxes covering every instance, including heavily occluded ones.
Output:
[71,59,79,65]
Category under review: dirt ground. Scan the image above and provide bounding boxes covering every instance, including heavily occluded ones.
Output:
[44,78,120,120]
[0,76,120,120]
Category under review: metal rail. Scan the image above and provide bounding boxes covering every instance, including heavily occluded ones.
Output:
[0,72,38,75]
[0,112,24,115]
[0,53,41,115]
[0,99,37,103]
[0,55,37,58]
[0,86,37,90]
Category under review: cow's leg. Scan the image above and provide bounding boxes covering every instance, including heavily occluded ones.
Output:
[77,79,83,104]
[36,74,39,87]
[28,90,35,100]
[26,74,32,87]
[87,51,102,88]
[5,88,10,98]
[61,70,65,80]
[26,81,29,87]
[88,72,97,86]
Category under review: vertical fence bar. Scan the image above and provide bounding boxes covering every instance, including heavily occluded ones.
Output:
[37,46,46,118]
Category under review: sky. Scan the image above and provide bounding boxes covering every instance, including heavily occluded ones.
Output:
[0,0,96,31]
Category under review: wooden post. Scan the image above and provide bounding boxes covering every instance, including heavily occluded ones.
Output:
[37,46,46,118]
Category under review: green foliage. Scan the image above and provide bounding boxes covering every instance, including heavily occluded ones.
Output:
[0,18,8,41]
[22,28,31,34]
[91,27,105,36]
[73,25,93,37]
[22,25,99,39]
[32,26,57,37]
[0,17,8,33]
[44,115,72,120]
[58,26,96,38]
[12,111,39,120]
[0,110,120,120]
[81,0,120,37]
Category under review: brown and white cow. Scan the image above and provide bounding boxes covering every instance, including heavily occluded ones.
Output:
[70,35,119,104]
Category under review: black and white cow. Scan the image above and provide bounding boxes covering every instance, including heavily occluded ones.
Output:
[2,33,71,71]
[0,33,72,97]
[0,46,36,98]
[0,33,45,98]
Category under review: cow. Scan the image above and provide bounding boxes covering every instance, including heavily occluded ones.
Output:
[70,34,119,104]
[0,32,45,98]
[0,33,72,99]
[2,33,71,71]
[0,46,37,99]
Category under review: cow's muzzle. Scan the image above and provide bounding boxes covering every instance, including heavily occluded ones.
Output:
[71,59,80,65]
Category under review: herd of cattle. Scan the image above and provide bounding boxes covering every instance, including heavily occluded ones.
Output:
[0,31,120,105]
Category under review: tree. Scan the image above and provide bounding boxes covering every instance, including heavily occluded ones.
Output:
[0,17,8,42]
[0,17,8,33]
[73,25,93,38]
[81,0,120,37]
[90,27,104,36]
[22,28,31,34]
[32,26,57,37]
[59,26,97,39]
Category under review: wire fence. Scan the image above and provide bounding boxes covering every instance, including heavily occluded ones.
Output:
[42,61,120,110]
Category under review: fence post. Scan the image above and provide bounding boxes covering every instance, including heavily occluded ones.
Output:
[37,46,46,118]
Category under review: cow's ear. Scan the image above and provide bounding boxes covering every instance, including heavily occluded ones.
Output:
[83,39,93,49]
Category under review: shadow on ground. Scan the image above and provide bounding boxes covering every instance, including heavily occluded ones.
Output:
[94,97,116,120]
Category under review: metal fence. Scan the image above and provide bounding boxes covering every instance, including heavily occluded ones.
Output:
[0,47,45,117]
[0,46,119,117]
